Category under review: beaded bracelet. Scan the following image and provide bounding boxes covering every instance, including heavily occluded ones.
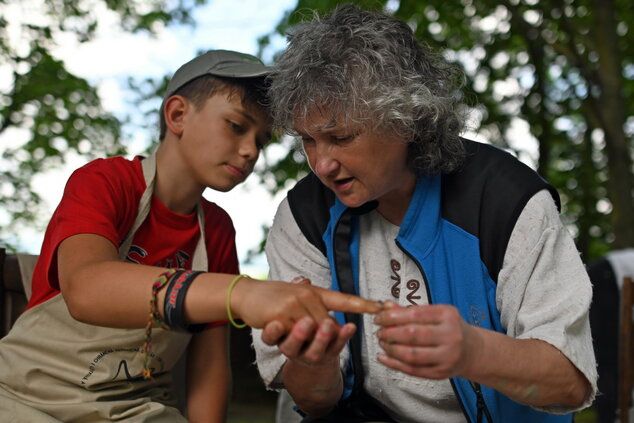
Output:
[226,274,248,328]
[142,269,179,379]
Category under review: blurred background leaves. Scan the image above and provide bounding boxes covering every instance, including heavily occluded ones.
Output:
[1,0,633,263]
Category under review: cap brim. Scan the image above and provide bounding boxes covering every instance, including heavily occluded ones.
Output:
[206,61,269,78]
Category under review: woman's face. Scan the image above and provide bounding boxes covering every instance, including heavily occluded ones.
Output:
[295,110,417,224]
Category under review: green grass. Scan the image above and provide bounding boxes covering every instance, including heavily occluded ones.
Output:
[226,402,598,423]
[227,401,276,423]
[575,408,596,423]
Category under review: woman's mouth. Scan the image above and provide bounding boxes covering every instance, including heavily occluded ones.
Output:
[333,177,354,191]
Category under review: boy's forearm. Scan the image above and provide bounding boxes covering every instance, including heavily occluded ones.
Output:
[64,262,241,327]
[58,233,243,328]
[186,327,230,423]
[281,357,343,416]
[60,234,378,332]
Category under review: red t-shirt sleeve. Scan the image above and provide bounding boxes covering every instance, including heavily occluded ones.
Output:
[53,158,142,249]
[28,157,142,307]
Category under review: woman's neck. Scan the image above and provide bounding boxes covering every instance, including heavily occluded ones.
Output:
[375,175,417,226]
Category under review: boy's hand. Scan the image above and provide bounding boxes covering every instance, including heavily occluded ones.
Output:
[231,278,380,332]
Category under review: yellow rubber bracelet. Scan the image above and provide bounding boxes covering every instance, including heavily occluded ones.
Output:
[226,274,248,328]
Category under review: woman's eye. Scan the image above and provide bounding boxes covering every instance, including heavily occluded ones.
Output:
[332,134,353,142]
[301,136,314,144]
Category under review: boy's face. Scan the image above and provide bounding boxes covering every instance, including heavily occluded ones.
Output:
[178,91,272,192]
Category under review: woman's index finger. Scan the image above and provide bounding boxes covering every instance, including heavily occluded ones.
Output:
[373,304,446,326]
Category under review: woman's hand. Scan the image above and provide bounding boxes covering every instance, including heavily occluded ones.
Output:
[374,302,590,407]
[252,277,356,416]
[262,316,354,362]
[374,302,481,379]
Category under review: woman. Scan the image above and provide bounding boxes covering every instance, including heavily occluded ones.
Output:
[253,4,596,423]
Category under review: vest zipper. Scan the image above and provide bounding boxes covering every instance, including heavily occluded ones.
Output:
[395,239,494,423]
[471,381,494,423]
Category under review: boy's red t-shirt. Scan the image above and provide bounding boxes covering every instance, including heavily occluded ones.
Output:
[27,155,239,310]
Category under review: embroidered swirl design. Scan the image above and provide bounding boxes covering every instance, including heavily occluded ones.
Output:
[406,279,421,305]
[390,259,401,298]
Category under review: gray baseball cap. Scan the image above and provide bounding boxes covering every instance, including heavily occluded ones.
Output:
[163,49,269,102]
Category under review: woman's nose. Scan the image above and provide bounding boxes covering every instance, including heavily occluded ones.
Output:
[309,144,339,177]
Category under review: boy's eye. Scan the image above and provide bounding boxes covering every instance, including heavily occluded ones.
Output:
[228,121,245,134]
[301,136,314,144]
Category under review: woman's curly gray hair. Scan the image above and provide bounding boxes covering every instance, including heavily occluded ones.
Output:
[269,3,467,174]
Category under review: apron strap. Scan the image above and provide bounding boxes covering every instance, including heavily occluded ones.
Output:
[118,149,208,271]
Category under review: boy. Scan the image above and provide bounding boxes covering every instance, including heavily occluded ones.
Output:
[0,49,378,422]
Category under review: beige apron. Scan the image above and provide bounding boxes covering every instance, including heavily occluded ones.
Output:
[0,151,208,422]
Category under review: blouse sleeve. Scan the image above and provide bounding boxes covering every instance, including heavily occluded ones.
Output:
[497,189,598,413]
[251,197,335,388]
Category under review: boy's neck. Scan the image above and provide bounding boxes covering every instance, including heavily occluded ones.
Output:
[152,139,204,215]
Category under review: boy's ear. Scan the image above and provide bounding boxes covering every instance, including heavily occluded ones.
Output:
[164,95,189,137]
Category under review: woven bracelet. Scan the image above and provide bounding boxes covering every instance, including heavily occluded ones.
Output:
[142,268,179,379]
[226,274,248,328]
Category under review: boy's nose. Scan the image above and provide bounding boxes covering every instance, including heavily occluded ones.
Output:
[238,136,259,161]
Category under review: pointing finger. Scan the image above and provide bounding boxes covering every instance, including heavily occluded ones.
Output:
[315,287,382,314]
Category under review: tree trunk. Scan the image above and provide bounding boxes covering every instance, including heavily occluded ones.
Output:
[592,0,634,248]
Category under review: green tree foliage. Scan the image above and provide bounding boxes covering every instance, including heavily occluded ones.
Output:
[261,0,634,261]
[0,0,207,250]
[3,0,632,262]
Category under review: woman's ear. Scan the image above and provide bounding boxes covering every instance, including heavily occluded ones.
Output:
[163,95,189,137]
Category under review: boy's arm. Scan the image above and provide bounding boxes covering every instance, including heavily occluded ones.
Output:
[57,232,234,327]
[57,233,377,329]
[185,326,230,423]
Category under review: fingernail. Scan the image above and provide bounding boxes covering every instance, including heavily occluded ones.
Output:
[300,317,312,330]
